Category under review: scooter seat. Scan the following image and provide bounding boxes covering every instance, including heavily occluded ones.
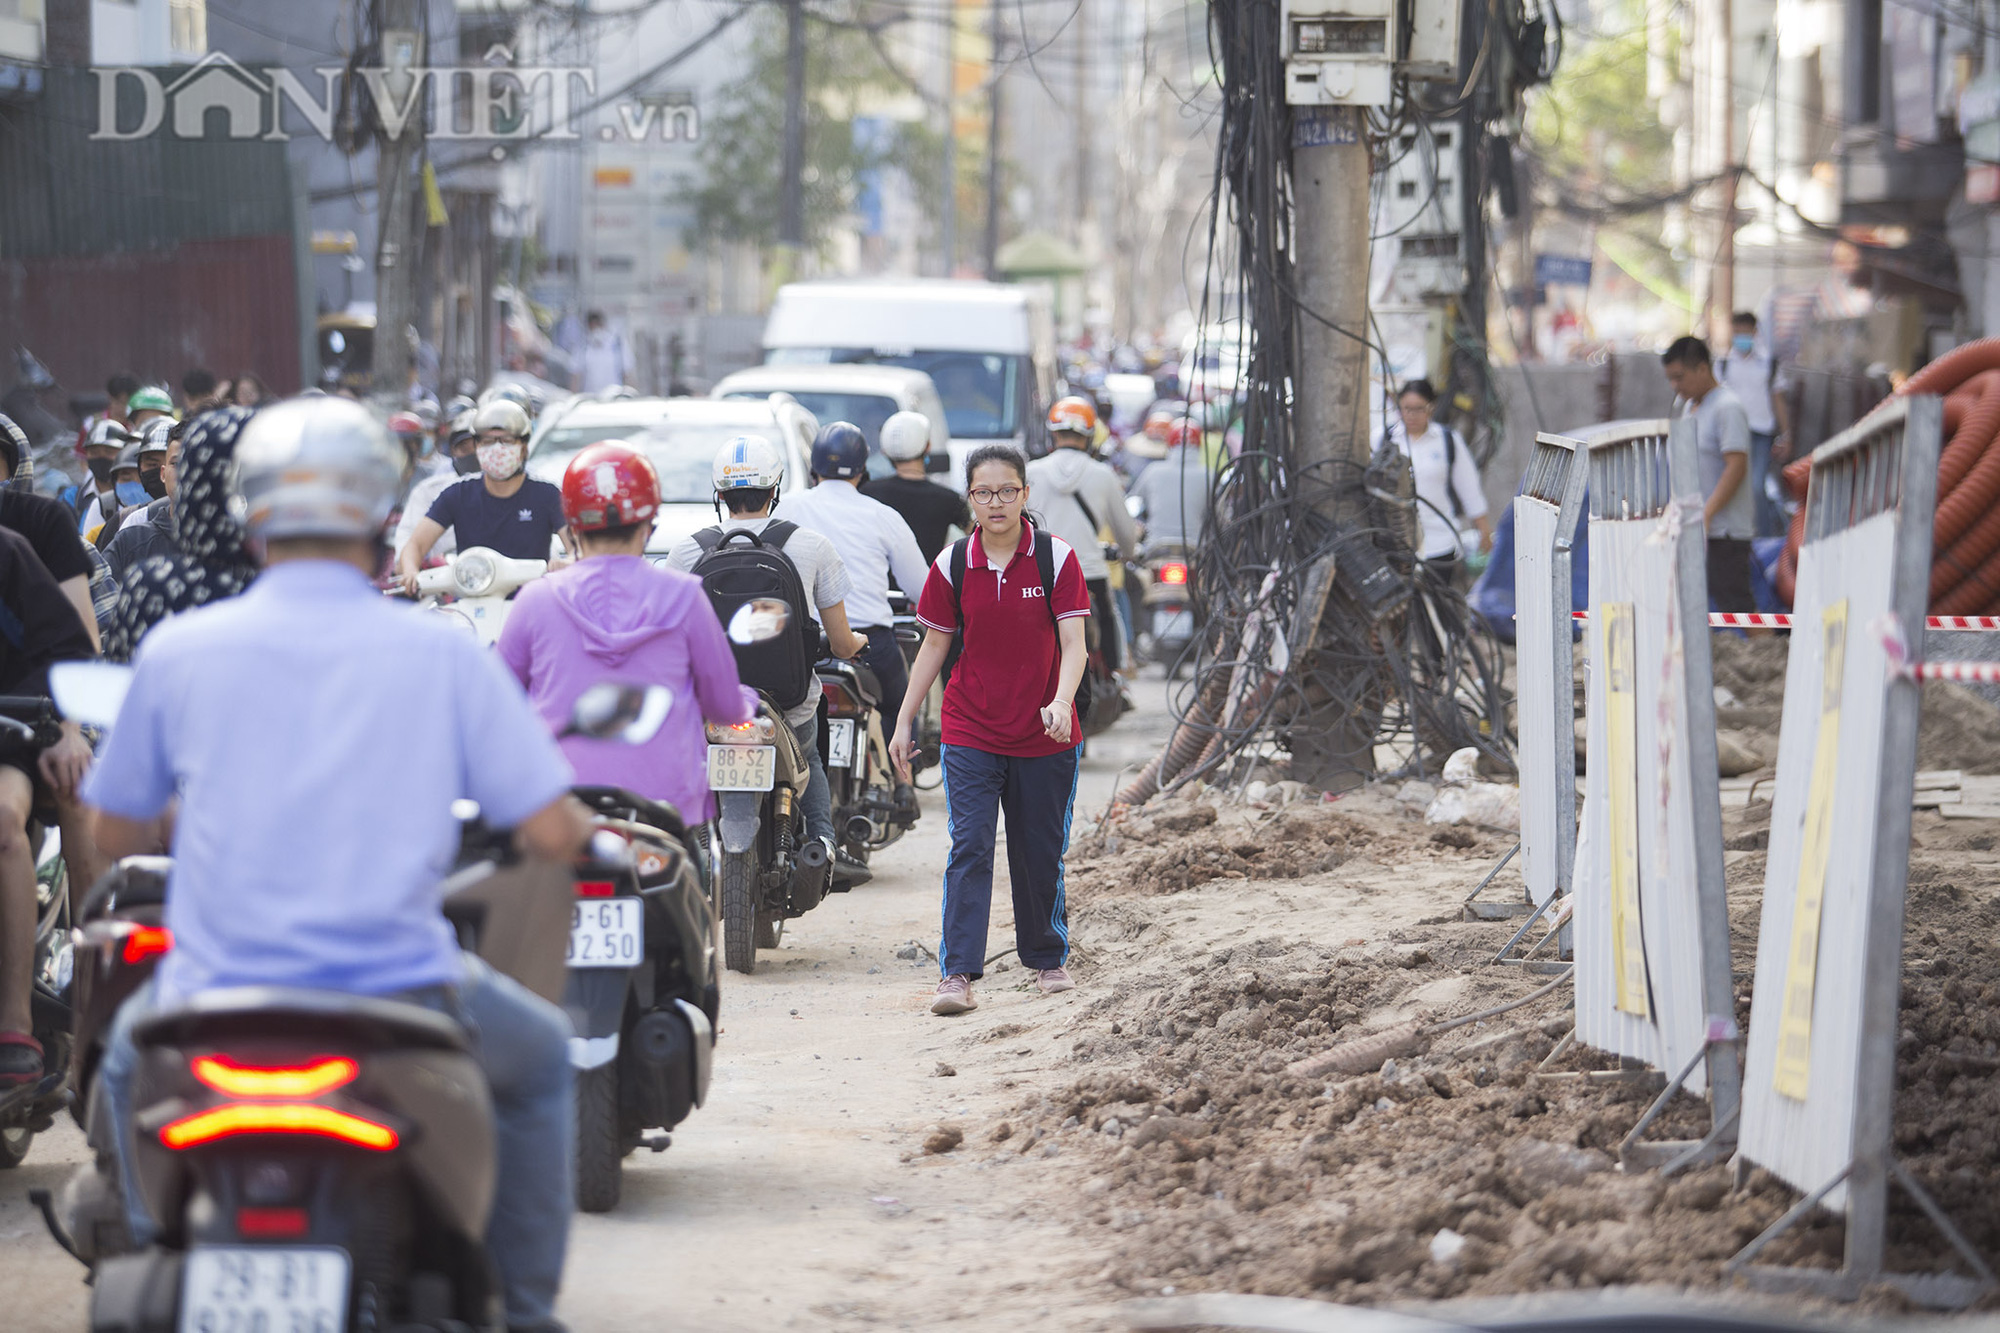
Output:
[133,985,468,1053]
[850,663,882,708]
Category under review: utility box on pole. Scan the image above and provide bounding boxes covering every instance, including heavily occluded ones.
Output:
[1282,0,1461,104]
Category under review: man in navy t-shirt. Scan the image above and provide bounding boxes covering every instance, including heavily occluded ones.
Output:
[394,400,575,591]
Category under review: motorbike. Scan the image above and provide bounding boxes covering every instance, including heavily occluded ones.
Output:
[707,600,834,975]
[414,545,546,645]
[1138,543,1197,670]
[0,695,74,1172]
[40,664,676,1332]
[559,780,717,1214]
[815,647,919,886]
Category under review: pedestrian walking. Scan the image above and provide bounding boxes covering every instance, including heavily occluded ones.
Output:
[1661,336,1756,612]
[890,445,1090,1016]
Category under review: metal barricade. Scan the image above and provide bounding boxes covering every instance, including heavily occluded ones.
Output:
[1514,432,1588,918]
[1728,395,1993,1307]
[1571,418,1739,1169]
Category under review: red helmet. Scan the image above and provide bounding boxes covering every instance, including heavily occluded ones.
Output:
[562,440,660,532]
[1047,395,1097,437]
[386,411,425,437]
[1165,417,1204,449]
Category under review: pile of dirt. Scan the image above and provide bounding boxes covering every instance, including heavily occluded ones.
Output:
[1709,632,2000,775]
[1069,790,1507,898]
[995,797,2000,1312]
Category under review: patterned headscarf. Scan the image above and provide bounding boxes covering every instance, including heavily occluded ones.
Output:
[104,407,260,660]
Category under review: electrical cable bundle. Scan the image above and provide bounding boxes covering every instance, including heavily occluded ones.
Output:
[1116,0,1513,808]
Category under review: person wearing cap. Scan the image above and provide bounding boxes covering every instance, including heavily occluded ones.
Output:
[395,399,575,594]
[84,395,591,1333]
[861,410,970,564]
[498,441,756,823]
[93,432,155,549]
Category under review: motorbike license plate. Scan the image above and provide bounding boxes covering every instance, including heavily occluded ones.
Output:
[179,1246,349,1333]
[568,898,643,969]
[707,744,776,792]
[1154,608,1194,639]
[826,718,857,769]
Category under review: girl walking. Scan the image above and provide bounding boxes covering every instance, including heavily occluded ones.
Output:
[891,445,1090,1015]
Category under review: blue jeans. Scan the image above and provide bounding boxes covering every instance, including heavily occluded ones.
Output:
[791,718,834,845]
[1750,430,1785,538]
[938,743,1080,977]
[98,956,575,1329]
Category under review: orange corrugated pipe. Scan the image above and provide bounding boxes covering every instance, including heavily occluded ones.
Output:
[1897,336,2000,396]
[1772,456,1814,606]
[1934,541,2000,614]
[1937,374,1997,495]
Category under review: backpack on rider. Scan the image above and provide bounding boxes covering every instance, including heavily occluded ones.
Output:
[688,437,819,711]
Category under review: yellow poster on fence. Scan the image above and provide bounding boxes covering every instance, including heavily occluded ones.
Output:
[1601,603,1650,1018]
[1774,599,1848,1101]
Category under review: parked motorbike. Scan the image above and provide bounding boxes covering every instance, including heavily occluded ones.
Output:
[889,589,943,789]
[39,664,676,1332]
[0,695,73,1172]
[708,601,833,974]
[414,545,546,645]
[560,777,716,1215]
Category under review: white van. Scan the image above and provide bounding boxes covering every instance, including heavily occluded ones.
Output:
[761,279,1057,486]
[710,363,951,484]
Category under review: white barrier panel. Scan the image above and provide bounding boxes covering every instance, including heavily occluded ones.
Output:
[1729,396,1990,1306]
[1514,433,1588,913]
[1573,420,1738,1143]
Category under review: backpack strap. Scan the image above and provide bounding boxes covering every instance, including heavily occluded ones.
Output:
[693,526,724,555]
[1441,426,1466,522]
[762,519,798,550]
[947,536,968,632]
[1033,529,1060,631]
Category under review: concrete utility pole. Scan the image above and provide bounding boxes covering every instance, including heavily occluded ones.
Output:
[1712,0,1736,343]
[983,0,1005,279]
[940,6,957,276]
[371,1,426,401]
[1289,104,1379,790]
[779,0,808,264]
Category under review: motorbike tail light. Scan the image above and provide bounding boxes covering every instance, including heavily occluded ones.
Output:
[575,880,616,898]
[237,1207,310,1238]
[122,926,174,965]
[160,1103,398,1152]
[706,717,775,744]
[820,682,862,717]
[192,1056,359,1099]
[1158,562,1189,586]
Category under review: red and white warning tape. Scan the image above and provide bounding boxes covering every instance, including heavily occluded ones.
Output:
[1913,660,2000,684]
[1568,611,2000,631]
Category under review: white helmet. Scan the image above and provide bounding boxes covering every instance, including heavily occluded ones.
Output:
[879,411,932,463]
[712,435,785,492]
[233,397,403,542]
[473,399,530,440]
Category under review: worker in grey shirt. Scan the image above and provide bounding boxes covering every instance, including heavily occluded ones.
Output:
[1662,335,1756,612]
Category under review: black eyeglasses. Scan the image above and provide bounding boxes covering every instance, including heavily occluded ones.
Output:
[969,485,1023,506]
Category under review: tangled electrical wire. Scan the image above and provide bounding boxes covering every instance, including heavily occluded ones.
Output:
[1116,0,1513,808]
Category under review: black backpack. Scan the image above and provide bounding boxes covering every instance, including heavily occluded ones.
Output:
[947,527,1093,725]
[690,520,817,711]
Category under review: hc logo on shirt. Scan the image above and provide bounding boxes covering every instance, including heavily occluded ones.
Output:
[1022,584,1045,598]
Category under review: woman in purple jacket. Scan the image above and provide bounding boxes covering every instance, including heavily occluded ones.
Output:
[498,441,753,821]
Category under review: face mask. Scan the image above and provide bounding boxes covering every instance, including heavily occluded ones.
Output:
[476,441,524,481]
[87,457,115,488]
[115,479,150,507]
[452,450,481,476]
[1732,335,1755,355]
[140,467,167,500]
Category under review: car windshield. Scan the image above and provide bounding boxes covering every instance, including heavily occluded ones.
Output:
[529,422,775,501]
[768,349,1017,438]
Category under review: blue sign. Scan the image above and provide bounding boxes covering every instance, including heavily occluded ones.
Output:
[1534,254,1593,287]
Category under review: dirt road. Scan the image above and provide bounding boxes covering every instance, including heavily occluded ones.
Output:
[0,685,1180,1332]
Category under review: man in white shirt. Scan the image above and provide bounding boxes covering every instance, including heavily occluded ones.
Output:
[781,422,929,748]
[1386,380,1492,576]
[1663,335,1757,612]
[575,311,632,394]
[1716,311,1793,538]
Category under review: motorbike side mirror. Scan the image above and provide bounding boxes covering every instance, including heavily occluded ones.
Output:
[728,598,791,645]
[564,682,673,744]
[51,661,134,729]
[1125,495,1145,519]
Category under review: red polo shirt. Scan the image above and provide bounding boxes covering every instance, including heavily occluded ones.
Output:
[915,521,1090,757]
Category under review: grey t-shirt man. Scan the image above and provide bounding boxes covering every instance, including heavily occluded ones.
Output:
[665,515,851,730]
[1690,381,1755,539]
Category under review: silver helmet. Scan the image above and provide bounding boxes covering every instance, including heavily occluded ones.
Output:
[473,399,531,440]
[233,397,403,541]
